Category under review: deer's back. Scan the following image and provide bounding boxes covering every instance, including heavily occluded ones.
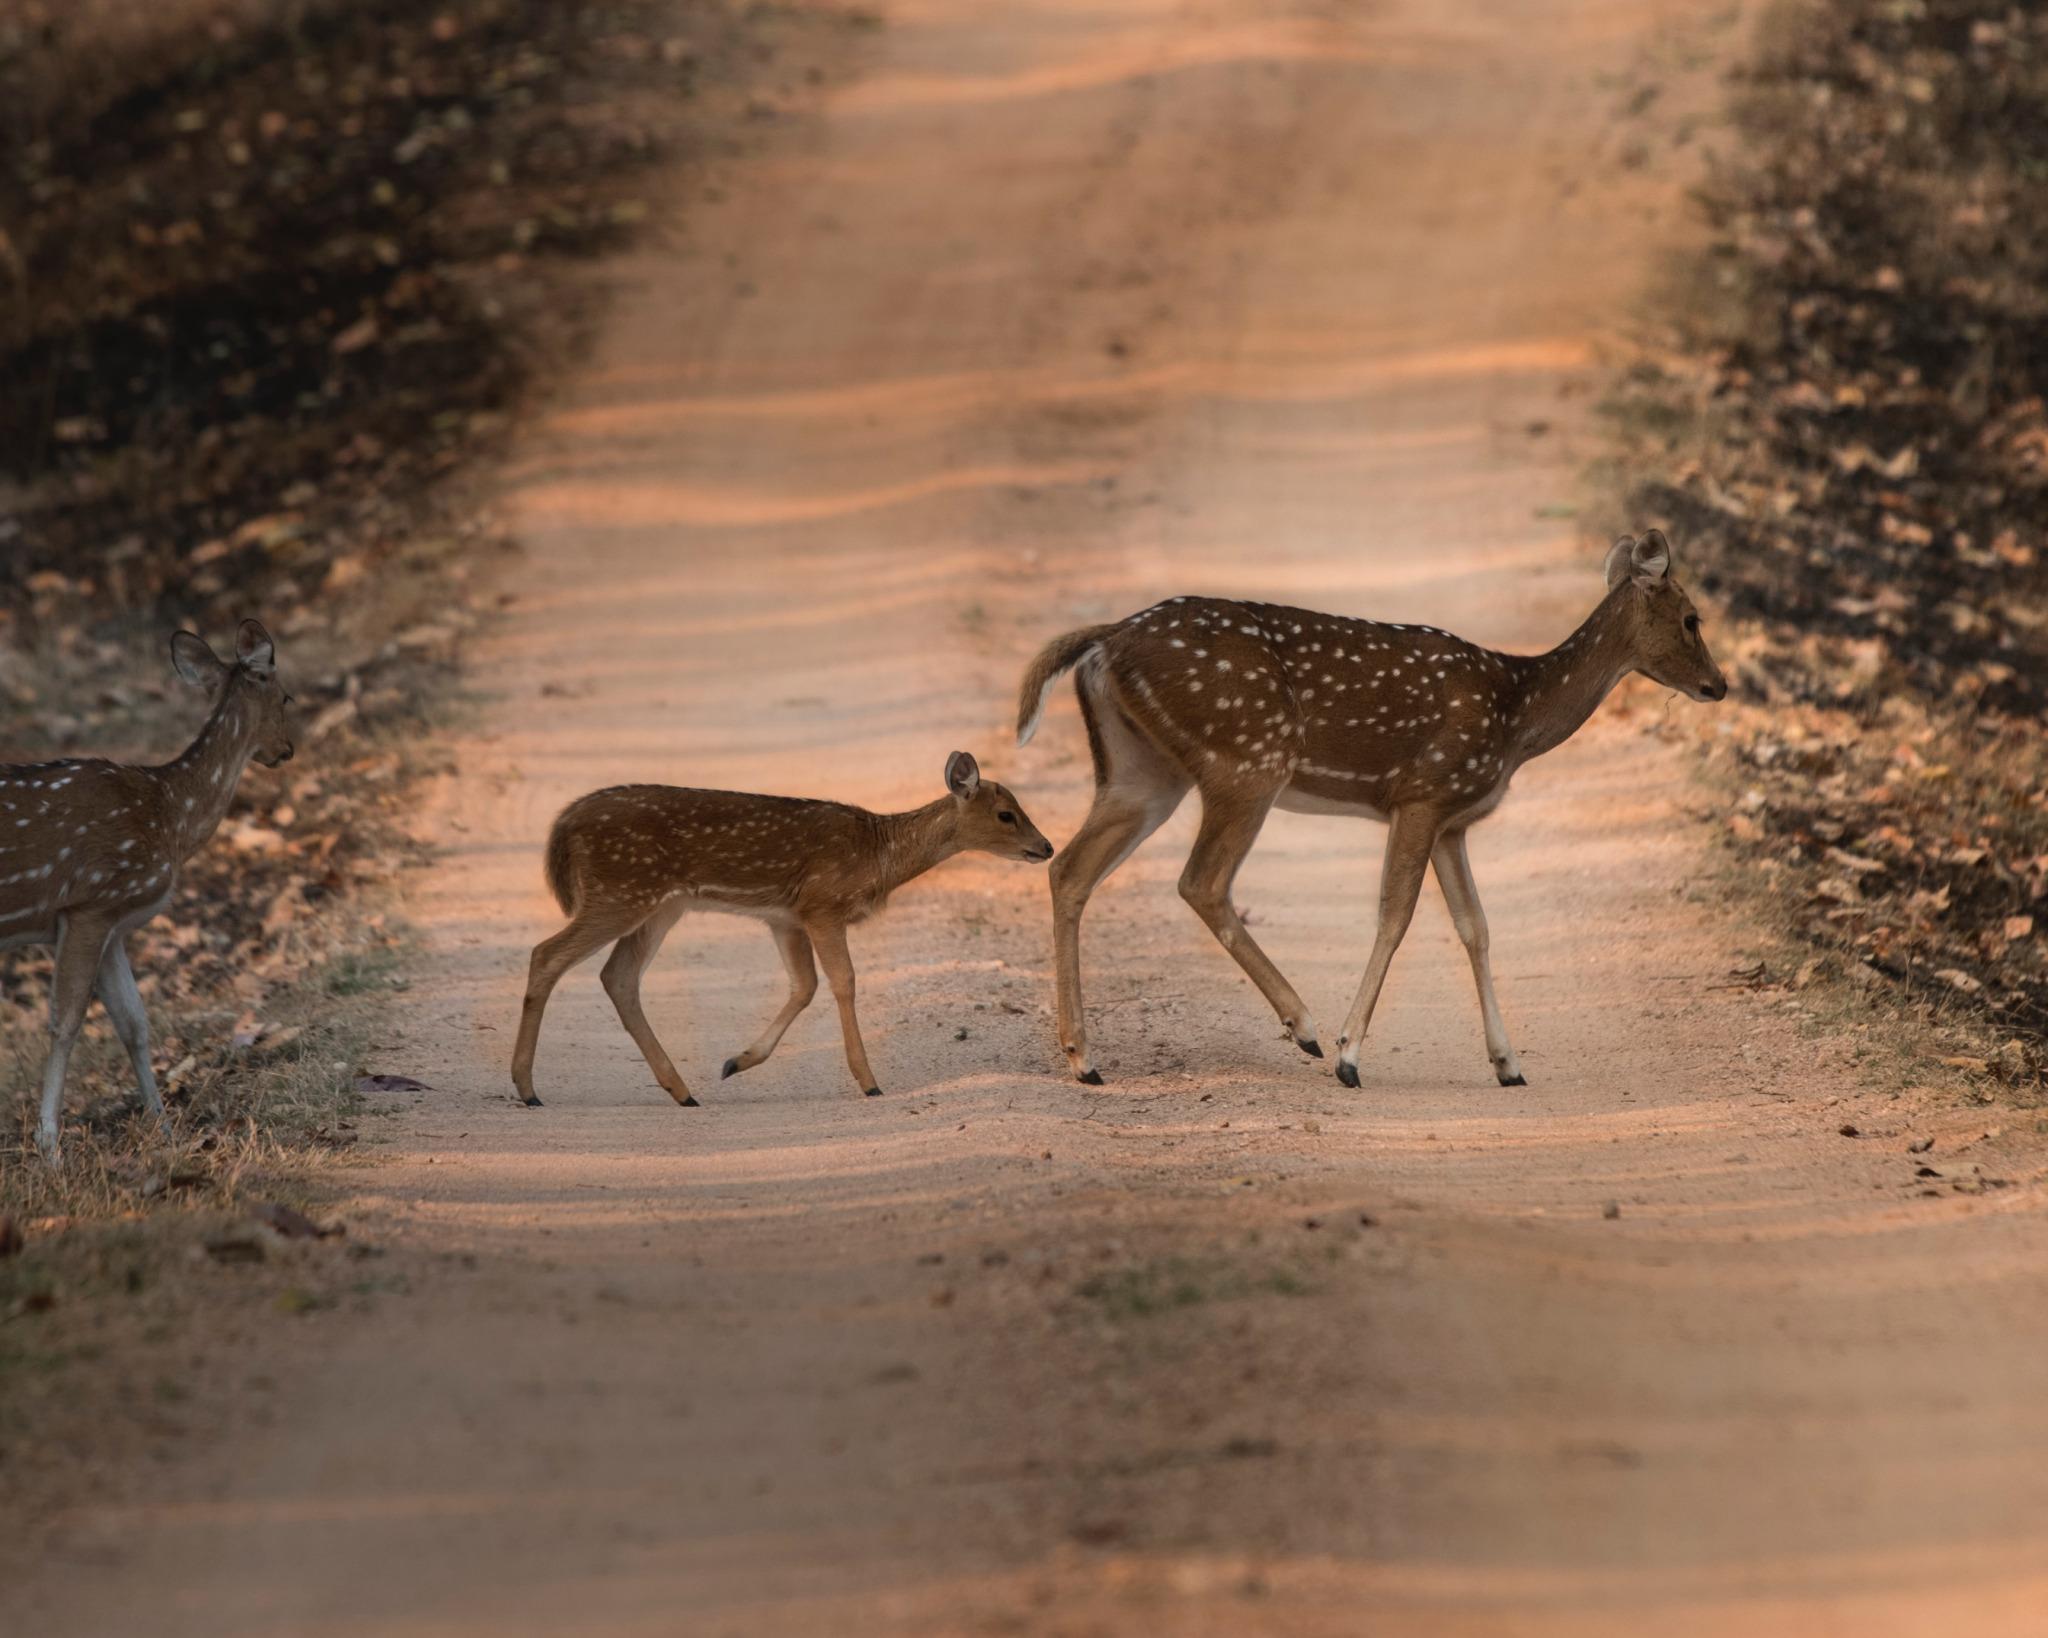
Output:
[0,759,176,937]
[1096,597,1522,813]
[551,784,878,920]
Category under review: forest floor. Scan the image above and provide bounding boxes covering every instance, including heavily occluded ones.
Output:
[7,1,2048,1633]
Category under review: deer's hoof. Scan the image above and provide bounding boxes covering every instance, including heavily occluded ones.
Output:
[1298,1037,1324,1059]
[517,1094,544,1108]
[862,1085,882,1098]
[1077,1068,1104,1087]
[680,1094,701,1107]
[720,1057,741,1080]
[1335,1060,1360,1090]
[1498,1072,1528,1088]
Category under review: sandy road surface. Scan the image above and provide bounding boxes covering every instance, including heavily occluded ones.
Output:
[24,1,2048,1632]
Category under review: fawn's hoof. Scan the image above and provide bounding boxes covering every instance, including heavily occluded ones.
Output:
[1498,1072,1528,1087]
[862,1085,882,1098]
[1077,1068,1104,1087]
[517,1093,544,1108]
[720,1057,741,1080]
[1335,1060,1360,1090]
[680,1094,701,1107]
[1299,1038,1324,1059]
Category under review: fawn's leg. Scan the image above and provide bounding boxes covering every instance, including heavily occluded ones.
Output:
[512,906,643,1106]
[722,924,817,1080]
[805,920,878,1096]
[1178,787,1322,1058]
[1431,828,1527,1086]
[1335,805,1439,1088]
[36,912,116,1166]
[599,903,696,1107]
[95,936,168,1136]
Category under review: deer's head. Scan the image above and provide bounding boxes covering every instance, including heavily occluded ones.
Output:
[1605,531,1727,704]
[171,618,296,766]
[944,751,1054,863]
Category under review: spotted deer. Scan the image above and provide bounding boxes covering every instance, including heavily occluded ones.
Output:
[512,751,1054,1107]
[5,620,294,1165]
[1017,532,1726,1088]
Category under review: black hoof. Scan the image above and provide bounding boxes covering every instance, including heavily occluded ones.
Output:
[1299,1038,1324,1059]
[1078,1068,1104,1087]
[721,1057,741,1080]
[863,1086,882,1098]
[680,1095,701,1107]
[1499,1073,1528,1087]
[1335,1061,1360,1089]
[519,1094,543,1107]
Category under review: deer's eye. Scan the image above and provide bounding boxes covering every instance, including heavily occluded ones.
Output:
[1683,614,1700,634]
[997,811,1017,825]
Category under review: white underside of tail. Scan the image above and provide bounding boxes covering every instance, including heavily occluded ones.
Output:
[1018,644,1101,746]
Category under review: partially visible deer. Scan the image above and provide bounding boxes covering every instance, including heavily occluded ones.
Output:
[1017,532,1726,1088]
[512,751,1054,1107]
[5,621,294,1165]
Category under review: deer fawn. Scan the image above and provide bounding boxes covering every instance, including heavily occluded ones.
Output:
[512,751,1053,1107]
[6,621,294,1165]
[1017,531,1726,1088]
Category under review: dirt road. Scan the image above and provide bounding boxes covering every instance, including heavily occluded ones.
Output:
[27,1,2048,1632]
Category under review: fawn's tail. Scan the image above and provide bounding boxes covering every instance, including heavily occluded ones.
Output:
[1016,624,1120,746]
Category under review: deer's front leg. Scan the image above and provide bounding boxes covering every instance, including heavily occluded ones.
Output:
[806,920,879,1097]
[1430,828,1526,1086]
[1335,807,1437,1089]
[96,936,169,1136]
[723,925,817,1080]
[37,913,117,1165]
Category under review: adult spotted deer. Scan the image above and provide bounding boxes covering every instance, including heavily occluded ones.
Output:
[1017,532,1726,1088]
[6,621,294,1164]
[513,751,1053,1107]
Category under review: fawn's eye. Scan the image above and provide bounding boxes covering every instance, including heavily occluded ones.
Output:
[1683,614,1700,634]
[997,811,1017,825]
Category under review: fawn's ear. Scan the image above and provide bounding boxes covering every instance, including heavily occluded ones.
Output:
[1603,535,1638,589]
[236,618,276,675]
[170,630,226,688]
[945,750,981,799]
[1632,529,1673,582]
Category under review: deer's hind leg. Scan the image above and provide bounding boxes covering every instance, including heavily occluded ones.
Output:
[600,901,696,1107]
[512,902,647,1106]
[1049,672,1189,1084]
[1178,784,1322,1059]
[721,923,817,1082]
[36,911,117,1166]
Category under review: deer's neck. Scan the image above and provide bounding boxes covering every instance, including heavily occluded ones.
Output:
[871,798,961,898]
[1507,589,1638,762]
[158,683,261,857]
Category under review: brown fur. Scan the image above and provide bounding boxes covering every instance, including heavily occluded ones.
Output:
[511,753,1053,1107]
[1025,532,1726,1088]
[12,619,294,1164]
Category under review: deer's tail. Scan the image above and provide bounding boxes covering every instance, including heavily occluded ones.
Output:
[542,809,580,914]
[1016,624,1120,746]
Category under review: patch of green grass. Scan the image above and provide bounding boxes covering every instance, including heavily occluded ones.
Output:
[1074,1252,1319,1322]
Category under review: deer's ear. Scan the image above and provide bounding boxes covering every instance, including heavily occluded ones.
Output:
[1603,535,1639,589]
[944,751,981,799]
[170,631,225,688]
[236,618,276,675]
[1632,529,1672,582]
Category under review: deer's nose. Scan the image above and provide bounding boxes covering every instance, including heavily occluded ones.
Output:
[279,744,296,762]
[1703,679,1727,702]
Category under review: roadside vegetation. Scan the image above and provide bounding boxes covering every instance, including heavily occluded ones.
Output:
[1608,0,2048,1089]
[0,0,835,1521]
